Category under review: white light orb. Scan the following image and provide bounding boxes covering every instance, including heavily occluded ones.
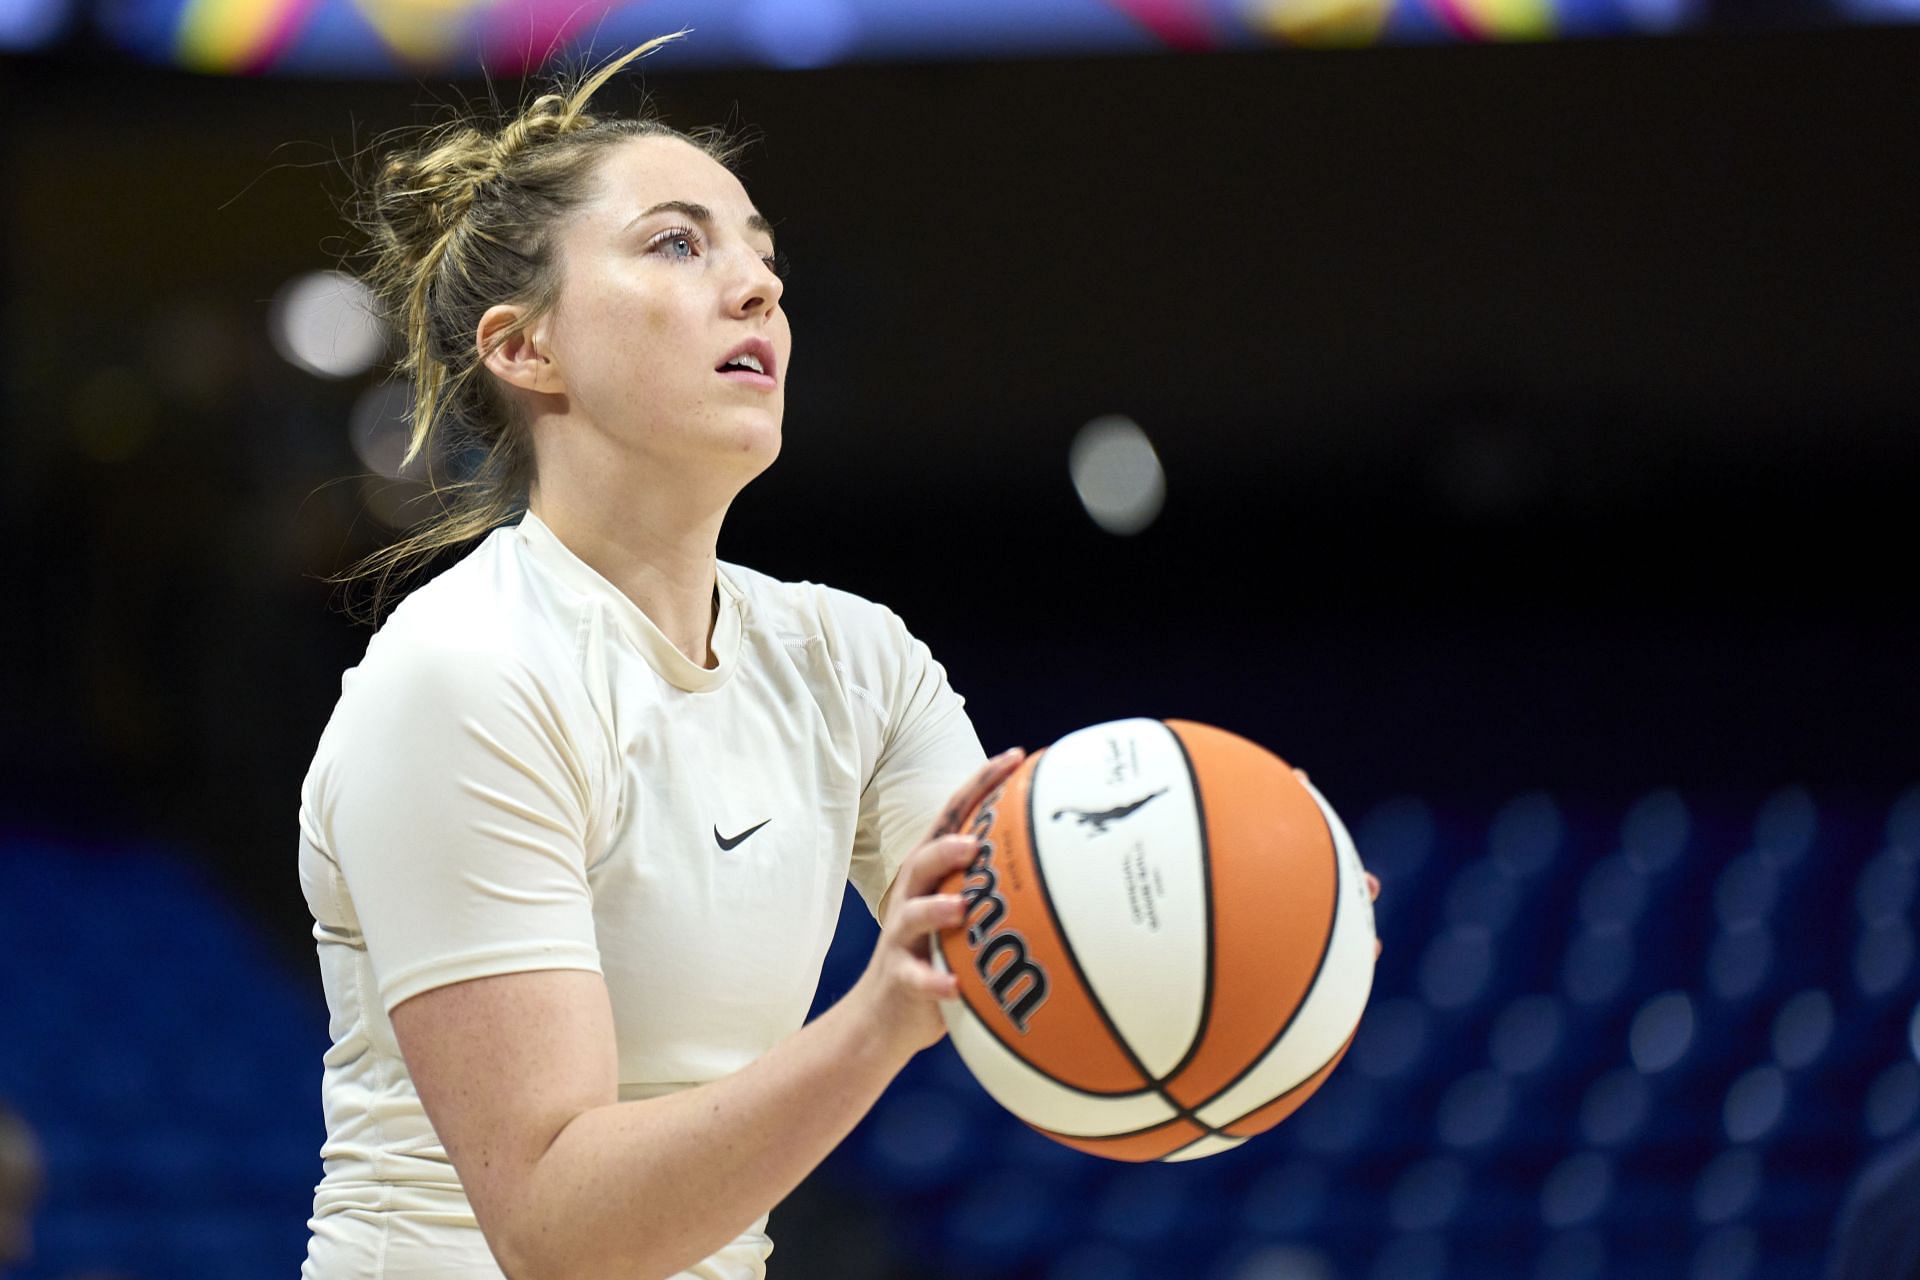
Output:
[1069,415,1165,536]
[271,270,386,379]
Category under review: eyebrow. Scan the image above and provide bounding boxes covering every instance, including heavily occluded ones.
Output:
[625,199,775,248]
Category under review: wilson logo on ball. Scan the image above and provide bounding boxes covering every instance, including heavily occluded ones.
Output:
[959,792,1051,1033]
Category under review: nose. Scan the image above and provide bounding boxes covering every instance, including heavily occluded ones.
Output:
[725,246,783,319]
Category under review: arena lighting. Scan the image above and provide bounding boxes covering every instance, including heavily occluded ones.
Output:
[1068,414,1164,536]
[1619,0,1704,33]
[1840,0,1920,16]
[0,0,71,49]
[739,0,859,68]
[270,270,386,379]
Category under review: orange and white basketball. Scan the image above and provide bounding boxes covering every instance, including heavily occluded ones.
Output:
[932,717,1376,1162]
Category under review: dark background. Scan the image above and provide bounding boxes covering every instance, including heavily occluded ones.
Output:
[1,18,1917,1279]
[5,25,1916,929]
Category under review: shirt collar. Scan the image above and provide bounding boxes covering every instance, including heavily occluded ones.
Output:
[514,509,741,693]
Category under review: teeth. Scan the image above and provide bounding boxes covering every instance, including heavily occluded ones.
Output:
[726,353,765,374]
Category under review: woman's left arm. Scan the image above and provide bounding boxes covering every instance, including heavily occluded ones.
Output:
[844,602,989,920]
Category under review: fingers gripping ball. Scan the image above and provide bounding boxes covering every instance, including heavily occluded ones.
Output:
[932,718,1377,1162]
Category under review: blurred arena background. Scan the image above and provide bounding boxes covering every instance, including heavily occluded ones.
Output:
[2,1,1919,1277]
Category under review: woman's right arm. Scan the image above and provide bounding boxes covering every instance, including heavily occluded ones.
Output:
[390,748,1026,1280]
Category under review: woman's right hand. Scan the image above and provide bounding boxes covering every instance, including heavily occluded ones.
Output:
[850,746,1028,1063]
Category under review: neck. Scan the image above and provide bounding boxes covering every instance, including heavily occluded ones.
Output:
[527,472,733,671]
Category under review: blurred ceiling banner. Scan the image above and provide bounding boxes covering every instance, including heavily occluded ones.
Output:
[78,0,1920,76]
[2,0,79,49]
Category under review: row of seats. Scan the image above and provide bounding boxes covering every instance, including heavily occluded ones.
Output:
[0,841,318,1280]
[818,783,1919,1279]
[2,779,1914,1278]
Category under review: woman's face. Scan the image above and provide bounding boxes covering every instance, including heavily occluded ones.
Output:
[534,135,790,479]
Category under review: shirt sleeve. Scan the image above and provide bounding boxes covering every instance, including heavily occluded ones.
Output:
[846,605,987,919]
[309,638,605,1014]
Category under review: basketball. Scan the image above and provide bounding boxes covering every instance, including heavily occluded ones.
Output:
[932,717,1377,1162]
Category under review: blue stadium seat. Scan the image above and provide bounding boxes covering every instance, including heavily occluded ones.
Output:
[9,780,1918,1280]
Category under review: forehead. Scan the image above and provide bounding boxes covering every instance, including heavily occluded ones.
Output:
[585,135,756,226]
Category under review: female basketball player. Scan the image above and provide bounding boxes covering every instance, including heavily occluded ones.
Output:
[299,32,1379,1280]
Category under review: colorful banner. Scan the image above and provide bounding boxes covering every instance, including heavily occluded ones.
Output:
[82,0,1918,77]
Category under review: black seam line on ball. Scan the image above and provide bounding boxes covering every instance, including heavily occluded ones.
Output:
[1158,1029,1357,1162]
[1023,732,1230,1139]
[1030,1112,1200,1147]
[947,984,1160,1099]
[940,809,1159,1102]
[1179,794,1346,1121]
[1155,720,1217,1088]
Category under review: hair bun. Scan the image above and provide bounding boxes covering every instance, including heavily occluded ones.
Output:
[330,29,715,627]
[370,125,501,254]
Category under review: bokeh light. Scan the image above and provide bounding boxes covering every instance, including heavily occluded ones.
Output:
[1629,991,1695,1074]
[269,270,386,380]
[1068,415,1165,536]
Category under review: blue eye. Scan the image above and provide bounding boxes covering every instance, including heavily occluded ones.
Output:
[650,227,701,259]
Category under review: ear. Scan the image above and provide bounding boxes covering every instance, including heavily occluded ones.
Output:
[476,304,563,395]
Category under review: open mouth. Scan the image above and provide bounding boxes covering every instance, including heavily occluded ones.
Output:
[716,338,777,386]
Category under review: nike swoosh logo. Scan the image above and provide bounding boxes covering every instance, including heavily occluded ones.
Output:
[714,820,771,851]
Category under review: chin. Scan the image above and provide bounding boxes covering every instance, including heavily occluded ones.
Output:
[725,418,782,471]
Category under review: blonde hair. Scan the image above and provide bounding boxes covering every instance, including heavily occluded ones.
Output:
[331,31,748,624]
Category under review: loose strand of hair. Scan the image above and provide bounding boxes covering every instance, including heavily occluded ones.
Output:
[325,28,702,628]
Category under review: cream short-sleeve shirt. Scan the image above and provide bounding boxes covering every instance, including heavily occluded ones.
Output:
[297,511,985,1279]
